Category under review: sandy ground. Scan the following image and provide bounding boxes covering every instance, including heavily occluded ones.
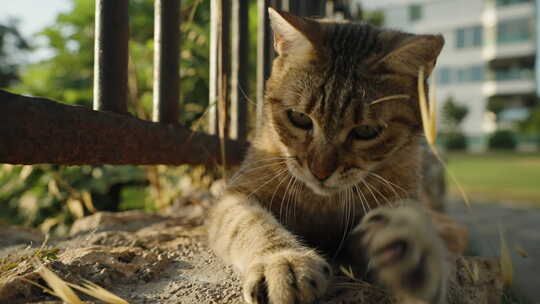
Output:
[0,194,503,304]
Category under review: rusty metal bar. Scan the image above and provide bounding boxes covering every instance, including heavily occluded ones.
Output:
[229,0,249,141]
[0,90,247,166]
[93,0,129,113]
[153,0,181,124]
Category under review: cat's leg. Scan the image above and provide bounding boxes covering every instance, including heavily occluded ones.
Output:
[347,204,449,304]
[207,192,332,304]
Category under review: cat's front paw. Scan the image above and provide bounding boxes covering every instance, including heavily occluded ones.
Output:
[243,249,332,304]
[352,205,448,304]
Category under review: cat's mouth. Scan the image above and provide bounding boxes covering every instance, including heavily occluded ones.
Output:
[285,158,339,196]
[308,183,340,196]
[286,158,371,197]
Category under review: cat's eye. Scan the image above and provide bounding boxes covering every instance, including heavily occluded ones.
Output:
[287,109,313,130]
[350,125,382,141]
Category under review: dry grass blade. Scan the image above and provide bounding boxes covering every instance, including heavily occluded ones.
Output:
[499,226,513,287]
[429,72,437,141]
[417,66,470,207]
[68,280,129,304]
[37,263,84,304]
[339,264,357,280]
[30,260,129,304]
[515,244,529,258]
[82,191,97,213]
[417,67,435,145]
[462,259,480,283]
[370,94,410,105]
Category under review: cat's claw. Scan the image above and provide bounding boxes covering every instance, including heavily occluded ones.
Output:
[352,205,448,304]
[243,249,331,304]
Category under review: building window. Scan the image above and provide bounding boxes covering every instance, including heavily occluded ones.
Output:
[456,29,466,48]
[437,65,484,85]
[472,26,483,46]
[470,66,484,82]
[409,4,422,22]
[457,69,467,83]
[497,18,532,44]
[455,25,483,49]
[453,65,485,83]
[496,0,531,7]
[493,66,534,80]
[437,67,452,85]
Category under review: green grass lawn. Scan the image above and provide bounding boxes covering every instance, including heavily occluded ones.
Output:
[446,152,540,205]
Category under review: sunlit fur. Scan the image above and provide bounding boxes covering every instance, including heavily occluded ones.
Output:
[207,9,447,304]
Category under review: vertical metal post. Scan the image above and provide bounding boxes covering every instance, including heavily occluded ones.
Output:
[93,0,129,113]
[229,0,249,141]
[209,0,219,135]
[298,0,326,17]
[153,0,181,124]
[281,0,299,13]
[256,0,279,128]
[209,0,231,136]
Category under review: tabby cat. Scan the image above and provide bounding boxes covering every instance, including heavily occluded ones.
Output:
[207,8,448,304]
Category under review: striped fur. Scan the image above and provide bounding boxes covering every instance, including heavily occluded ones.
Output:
[207,8,448,304]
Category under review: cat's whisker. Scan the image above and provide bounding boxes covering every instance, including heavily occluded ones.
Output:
[238,84,258,106]
[230,160,287,178]
[369,172,408,196]
[279,174,296,224]
[353,184,368,215]
[269,170,292,212]
[361,180,380,209]
[286,177,299,225]
[355,183,371,213]
[229,159,289,186]
[246,168,289,198]
[367,172,407,203]
[229,169,287,189]
[334,187,352,257]
[287,176,300,225]
[345,187,353,248]
[292,178,303,222]
[362,179,393,208]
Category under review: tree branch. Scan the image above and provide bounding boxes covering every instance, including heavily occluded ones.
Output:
[0,90,248,166]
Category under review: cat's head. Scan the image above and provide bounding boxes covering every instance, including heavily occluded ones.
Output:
[263,8,443,196]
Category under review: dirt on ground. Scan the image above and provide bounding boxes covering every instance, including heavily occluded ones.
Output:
[0,190,503,304]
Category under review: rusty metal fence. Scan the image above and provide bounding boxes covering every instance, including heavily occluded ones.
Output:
[0,0,349,167]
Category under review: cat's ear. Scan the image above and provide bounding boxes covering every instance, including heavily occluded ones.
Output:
[268,8,321,60]
[378,34,444,77]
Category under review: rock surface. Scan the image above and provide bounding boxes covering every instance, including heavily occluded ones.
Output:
[0,193,503,304]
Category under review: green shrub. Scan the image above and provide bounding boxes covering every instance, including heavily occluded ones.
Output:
[444,132,468,151]
[489,130,517,150]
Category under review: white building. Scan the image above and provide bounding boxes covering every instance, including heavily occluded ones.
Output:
[359,0,537,151]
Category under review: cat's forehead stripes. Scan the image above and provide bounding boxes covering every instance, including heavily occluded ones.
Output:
[295,22,383,134]
[301,71,367,137]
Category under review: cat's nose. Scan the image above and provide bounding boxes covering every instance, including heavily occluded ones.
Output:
[310,167,334,182]
[308,149,338,182]
[310,167,333,181]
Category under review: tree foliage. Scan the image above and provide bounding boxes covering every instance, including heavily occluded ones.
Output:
[441,97,469,150]
[442,97,468,132]
[0,18,30,88]
[521,103,540,137]
[1,0,216,232]
[14,0,210,126]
